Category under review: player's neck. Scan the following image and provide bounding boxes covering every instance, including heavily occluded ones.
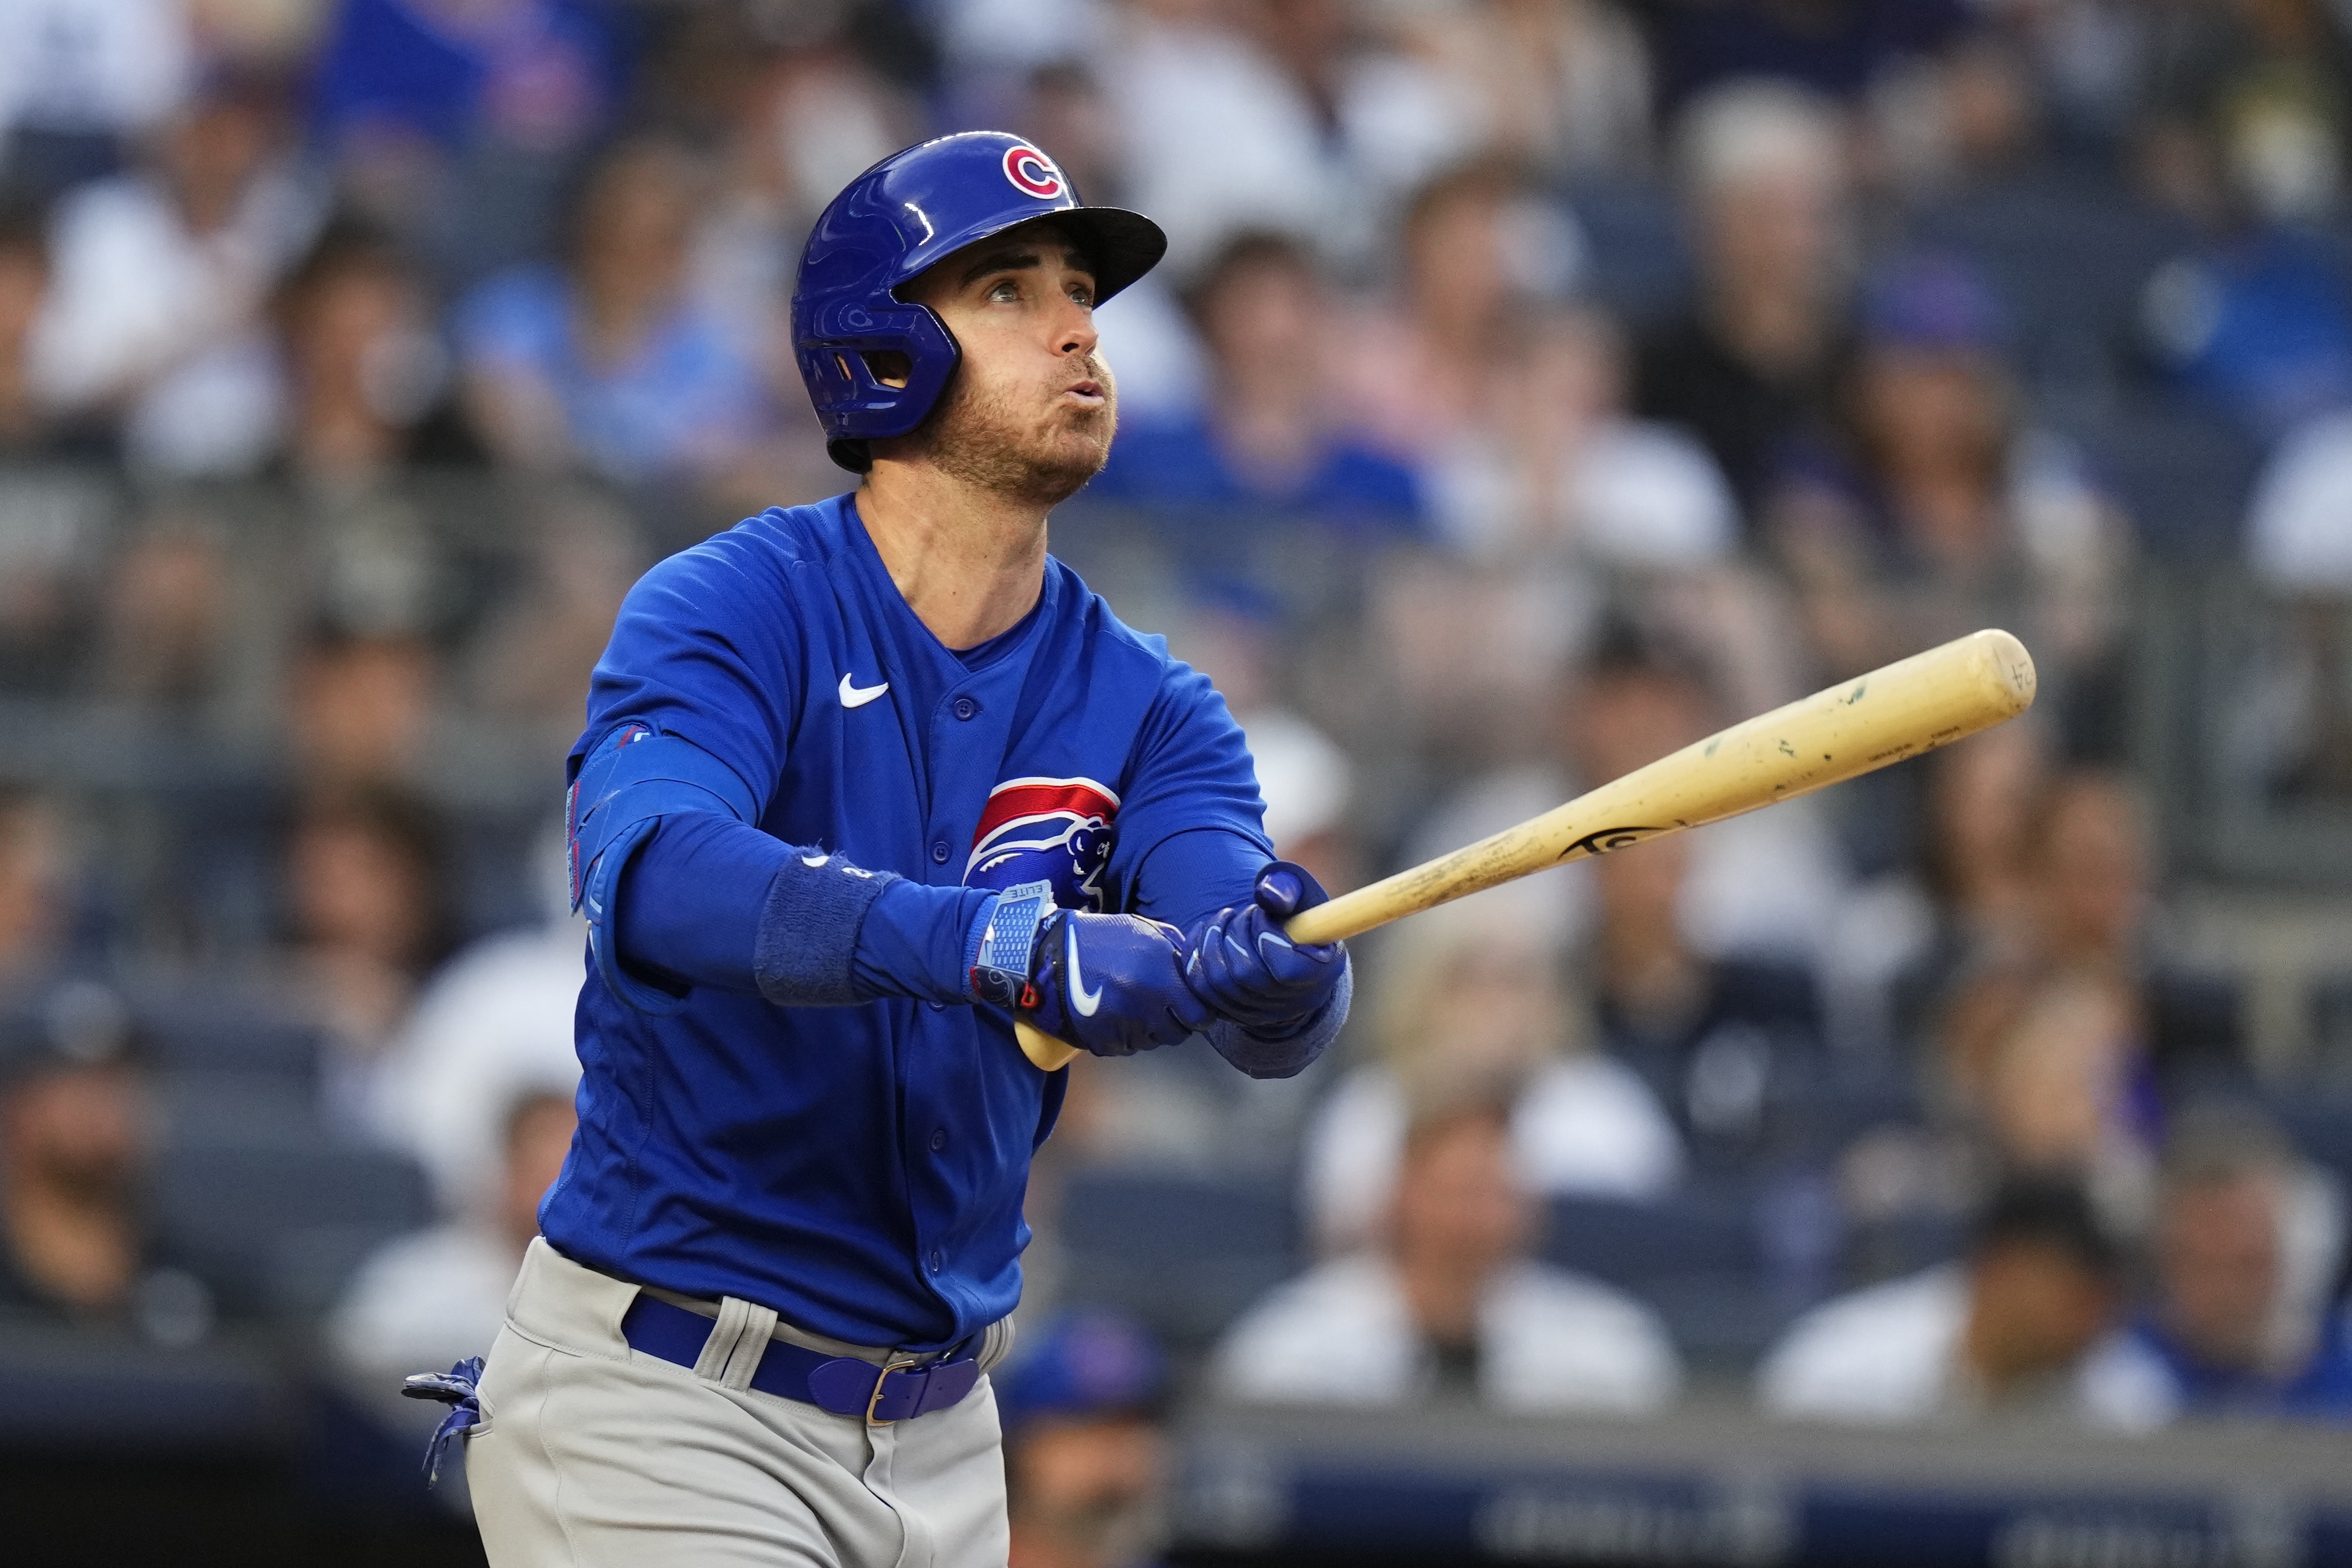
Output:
[854,469,1048,651]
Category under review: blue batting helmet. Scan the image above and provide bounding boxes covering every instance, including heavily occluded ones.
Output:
[791,131,1166,472]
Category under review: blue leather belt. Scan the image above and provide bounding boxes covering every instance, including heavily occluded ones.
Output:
[619,1294,981,1423]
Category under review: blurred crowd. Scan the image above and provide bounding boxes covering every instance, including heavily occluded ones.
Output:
[4,0,2352,1560]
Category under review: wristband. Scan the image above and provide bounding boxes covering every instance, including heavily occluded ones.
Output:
[967,880,1054,1006]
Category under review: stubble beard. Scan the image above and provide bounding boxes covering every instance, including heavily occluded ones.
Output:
[912,358,1117,510]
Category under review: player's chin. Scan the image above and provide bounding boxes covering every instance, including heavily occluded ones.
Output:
[1026,443,1111,505]
[1026,418,1115,502]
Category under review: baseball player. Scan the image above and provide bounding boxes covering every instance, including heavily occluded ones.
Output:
[415,132,1353,1566]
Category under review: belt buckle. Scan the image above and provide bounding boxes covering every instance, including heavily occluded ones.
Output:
[865,1355,924,1425]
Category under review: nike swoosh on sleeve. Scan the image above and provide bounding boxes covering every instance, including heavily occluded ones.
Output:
[1068,922,1104,1016]
[838,673,890,708]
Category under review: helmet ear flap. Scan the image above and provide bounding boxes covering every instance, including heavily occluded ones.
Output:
[798,302,960,471]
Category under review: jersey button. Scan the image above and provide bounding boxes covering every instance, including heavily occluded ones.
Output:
[928,1249,943,1274]
[952,696,978,721]
[930,1129,947,1153]
[930,840,950,864]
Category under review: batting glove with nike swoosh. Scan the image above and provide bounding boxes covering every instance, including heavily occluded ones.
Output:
[967,881,1214,1059]
[1183,860,1348,1037]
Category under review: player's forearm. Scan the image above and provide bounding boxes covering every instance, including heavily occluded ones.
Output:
[849,880,996,1005]
[613,812,990,1008]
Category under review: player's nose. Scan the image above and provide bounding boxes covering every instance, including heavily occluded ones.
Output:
[1053,299,1099,360]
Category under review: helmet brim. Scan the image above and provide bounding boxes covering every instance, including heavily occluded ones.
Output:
[888,206,1168,308]
[1050,207,1168,305]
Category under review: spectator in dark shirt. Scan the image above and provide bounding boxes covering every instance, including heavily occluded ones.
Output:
[271,219,488,488]
[0,195,71,459]
[0,790,71,986]
[1087,231,1423,539]
[1764,253,2130,723]
[1831,716,2053,1059]
[1633,80,1854,520]
[0,980,215,1344]
[2025,767,2242,1098]
[287,627,441,794]
[1590,831,1829,1175]
[280,783,460,1129]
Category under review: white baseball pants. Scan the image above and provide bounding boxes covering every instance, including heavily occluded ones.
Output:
[464,1238,1012,1568]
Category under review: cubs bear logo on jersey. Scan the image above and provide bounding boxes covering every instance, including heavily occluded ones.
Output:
[964,776,1117,911]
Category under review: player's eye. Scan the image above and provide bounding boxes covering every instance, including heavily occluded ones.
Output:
[1068,281,1095,307]
[987,278,1021,303]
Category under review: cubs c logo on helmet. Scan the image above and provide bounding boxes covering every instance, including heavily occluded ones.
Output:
[966,776,1117,911]
[1002,145,1065,201]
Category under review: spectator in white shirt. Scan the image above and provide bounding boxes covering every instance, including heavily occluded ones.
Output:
[1301,896,1683,1257]
[27,67,323,474]
[1217,1092,1681,1414]
[1758,1176,2162,1429]
[327,1087,576,1391]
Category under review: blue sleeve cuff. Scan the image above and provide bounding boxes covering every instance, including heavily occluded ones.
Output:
[1206,958,1351,1080]
[751,852,901,1007]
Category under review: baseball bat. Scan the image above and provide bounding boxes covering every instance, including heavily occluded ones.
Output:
[1016,627,2036,1072]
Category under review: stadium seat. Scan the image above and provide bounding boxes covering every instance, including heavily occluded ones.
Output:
[1054,1168,1300,1352]
[1543,1191,1802,1369]
[1908,182,2196,394]
[2266,1087,2352,1195]
[2055,399,2263,558]
[135,988,323,1081]
[147,1140,433,1319]
[155,1070,322,1148]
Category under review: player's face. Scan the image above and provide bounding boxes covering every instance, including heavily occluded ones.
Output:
[899,221,1116,506]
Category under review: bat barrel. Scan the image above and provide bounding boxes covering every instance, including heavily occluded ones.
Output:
[1284,628,2035,948]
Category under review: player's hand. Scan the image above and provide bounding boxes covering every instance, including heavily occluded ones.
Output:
[967,882,1212,1058]
[1022,909,1214,1057]
[1183,860,1347,1037]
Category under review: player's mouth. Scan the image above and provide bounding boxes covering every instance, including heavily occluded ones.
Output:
[1060,378,1106,408]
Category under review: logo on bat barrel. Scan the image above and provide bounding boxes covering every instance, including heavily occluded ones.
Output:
[1559,825,1661,859]
[966,776,1118,911]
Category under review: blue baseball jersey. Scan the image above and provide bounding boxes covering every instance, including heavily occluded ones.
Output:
[538,492,1271,1350]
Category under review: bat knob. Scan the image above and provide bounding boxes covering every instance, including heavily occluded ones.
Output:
[1016,1020,1081,1072]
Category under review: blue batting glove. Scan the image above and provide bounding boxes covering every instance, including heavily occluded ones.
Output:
[1184,860,1347,1038]
[967,882,1213,1059]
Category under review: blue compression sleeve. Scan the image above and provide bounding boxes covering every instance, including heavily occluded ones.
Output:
[613,813,785,993]
[615,814,984,1007]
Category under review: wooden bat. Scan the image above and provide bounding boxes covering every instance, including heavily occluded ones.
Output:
[1016,627,2037,1072]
